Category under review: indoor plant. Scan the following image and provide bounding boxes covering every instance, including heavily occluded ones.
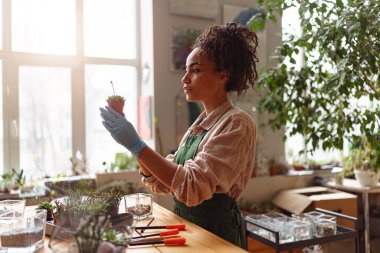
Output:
[106,81,125,114]
[344,135,379,186]
[109,152,138,172]
[53,191,109,229]
[249,0,380,166]
[37,201,55,221]
[10,169,25,194]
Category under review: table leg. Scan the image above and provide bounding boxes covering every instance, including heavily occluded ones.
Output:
[363,192,370,253]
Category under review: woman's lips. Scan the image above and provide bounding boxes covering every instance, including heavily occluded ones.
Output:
[183,87,192,93]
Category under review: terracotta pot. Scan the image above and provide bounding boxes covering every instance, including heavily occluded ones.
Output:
[107,101,124,115]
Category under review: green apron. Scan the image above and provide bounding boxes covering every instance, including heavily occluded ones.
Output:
[174,130,246,248]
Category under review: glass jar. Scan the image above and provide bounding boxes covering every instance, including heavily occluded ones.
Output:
[314,219,336,237]
[125,193,153,220]
[292,220,312,241]
[305,211,323,236]
[273,216,297,243]
[246,214,271,238]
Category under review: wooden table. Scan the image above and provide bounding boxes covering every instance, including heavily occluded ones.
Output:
[41,203,249,253]
[325,179,380,253]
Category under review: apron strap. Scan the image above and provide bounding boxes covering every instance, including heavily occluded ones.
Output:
[175,130,208,165]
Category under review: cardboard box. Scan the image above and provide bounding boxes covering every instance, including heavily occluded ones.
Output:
[272,186,357,228]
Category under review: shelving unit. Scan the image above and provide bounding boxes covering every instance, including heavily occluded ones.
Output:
[243,208,359,253]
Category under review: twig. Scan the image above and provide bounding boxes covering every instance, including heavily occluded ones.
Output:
[110,81,115,96]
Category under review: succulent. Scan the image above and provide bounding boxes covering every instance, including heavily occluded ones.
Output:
[38,201,54,211]
[107,81,125,103]
[106,95,125,103]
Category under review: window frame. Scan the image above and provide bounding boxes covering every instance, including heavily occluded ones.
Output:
[1,0,142,174]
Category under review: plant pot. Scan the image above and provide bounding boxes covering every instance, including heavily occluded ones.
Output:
[106,199,121,218]
[354,170,380,187]
[107,101,124,115]
[37,208,54,221]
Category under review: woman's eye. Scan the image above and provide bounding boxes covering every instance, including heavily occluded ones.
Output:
[192,68,200,73]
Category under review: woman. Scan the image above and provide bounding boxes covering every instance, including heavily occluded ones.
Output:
[100,23,258,247]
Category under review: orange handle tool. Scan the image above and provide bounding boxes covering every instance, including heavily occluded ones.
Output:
[131,229,179,239]
[135,224,186,231]
[129,237,186,246]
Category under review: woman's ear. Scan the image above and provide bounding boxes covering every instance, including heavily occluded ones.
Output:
[219,70,230,81]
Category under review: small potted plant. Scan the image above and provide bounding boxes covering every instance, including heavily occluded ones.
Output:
[38,201,54,221]
[0,172,13,193]
[106,81,125,115]
[344,135,380,187]
[52,191,109,229]
[93,187,124,217]
[10,169,25,194]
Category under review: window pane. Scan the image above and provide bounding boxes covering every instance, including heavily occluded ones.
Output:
[12,0,76,55]
[85,64,137,171]
[19,66,72,180]
[84,0,136,59]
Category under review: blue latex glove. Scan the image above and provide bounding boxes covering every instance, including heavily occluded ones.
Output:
[100,106,147,157]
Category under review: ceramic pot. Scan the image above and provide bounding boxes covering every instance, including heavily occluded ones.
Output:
[354,169,380,187]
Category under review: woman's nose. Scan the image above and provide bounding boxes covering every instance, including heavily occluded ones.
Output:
[181,72,190,84]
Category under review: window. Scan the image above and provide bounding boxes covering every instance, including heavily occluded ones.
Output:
[1,0,142,180]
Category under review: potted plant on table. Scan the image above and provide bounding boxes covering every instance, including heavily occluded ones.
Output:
[10,169,25,194]
[344,135,380,187]
[52,191,109,229]
[38,201,55,221]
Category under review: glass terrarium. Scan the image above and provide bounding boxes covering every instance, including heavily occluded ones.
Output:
[292,220,312,241]
[315,218,337,237]
[273,216,298,243]
[125,193,153,220]
[246,214,271,238]
[0,208,47,251]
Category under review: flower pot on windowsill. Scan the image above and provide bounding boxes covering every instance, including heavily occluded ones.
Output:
[354,169,380,187]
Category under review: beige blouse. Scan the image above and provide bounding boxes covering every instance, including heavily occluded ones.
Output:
[143,99,256,207]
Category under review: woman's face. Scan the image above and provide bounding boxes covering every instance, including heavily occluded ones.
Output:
[181,47,227,103]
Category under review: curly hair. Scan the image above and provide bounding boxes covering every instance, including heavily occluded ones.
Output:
[193,23,258,96]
